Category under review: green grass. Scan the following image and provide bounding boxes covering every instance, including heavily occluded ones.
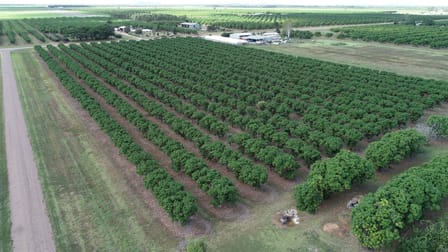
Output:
[203,141,448,252]
[0,10,66,19]
[253,38,448,81]
[0,6,90,20]
[0,6,95,19]
[11,49,179,251]
[207,191,365,252]
[0,54,12,252]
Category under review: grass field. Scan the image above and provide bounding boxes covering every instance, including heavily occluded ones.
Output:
[254,38,448,81]
[0,10,64,19]
[0,55,12,252]
[11,49,179,251]
[0,8,88,19]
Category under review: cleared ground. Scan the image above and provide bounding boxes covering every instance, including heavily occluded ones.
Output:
[254,38,448,81]
[0,55,12,252]
[11,49,178,251]
[2,49,55,252]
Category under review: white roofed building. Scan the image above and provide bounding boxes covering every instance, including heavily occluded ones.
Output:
[229,33,252,40]
[203,35,248,45]
[180,22,201,30]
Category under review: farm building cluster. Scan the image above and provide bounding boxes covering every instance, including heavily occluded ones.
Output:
[204,32,282,45]
[179,22,201,30]
[115,26,152,34]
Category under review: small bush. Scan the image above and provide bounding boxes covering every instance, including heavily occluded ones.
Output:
[294,151,374,213]
[186,239,206,252]
[426,115,448,137]
[397,218,448,252]
[365,129,426,169]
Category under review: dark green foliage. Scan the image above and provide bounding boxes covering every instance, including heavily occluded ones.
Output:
[230,133,299,179]
[186,239,207,252]
[426,115,448,137]
[351,155,448,249]
[8,20,31,43]
[286,30,313,39]
[334,24,448,48]
[17,20,46,42]
[35,45,197,224]
[294,178,324,213]
[50,44,239,207]
[92,10,197,34]
[198,12,448,30]
[70,38,448,173]
[322,136,343,155]
[294,151,375,213]
[397,217,448,252]
[2,21,16,44]
[25,17,114,41]
[65,43,268,187]
[365,129,426,169]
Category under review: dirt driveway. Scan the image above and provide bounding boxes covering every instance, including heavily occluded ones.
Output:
[1,48,55,252]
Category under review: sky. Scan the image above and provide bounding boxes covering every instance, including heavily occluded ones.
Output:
[3,0,448,6]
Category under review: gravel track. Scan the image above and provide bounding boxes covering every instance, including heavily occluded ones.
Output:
[1,48,56,252]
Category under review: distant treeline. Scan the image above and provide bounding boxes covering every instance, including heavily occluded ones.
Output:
[48,5,90,8]
[24,17,114,41]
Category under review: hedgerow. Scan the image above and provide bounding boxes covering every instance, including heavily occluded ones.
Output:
[351,155,448,249]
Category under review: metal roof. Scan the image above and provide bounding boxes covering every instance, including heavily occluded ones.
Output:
[246,35,265,40]
[203,35,248,45]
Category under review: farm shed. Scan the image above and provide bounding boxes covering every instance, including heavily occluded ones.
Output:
[263,32,281,41]
[246,35,267,44]
[230,32,252,40]
[116,26,127,32]
[203,35,248,45]
[180,22,201,29]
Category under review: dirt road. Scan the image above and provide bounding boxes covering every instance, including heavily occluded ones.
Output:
[1,49,56,252]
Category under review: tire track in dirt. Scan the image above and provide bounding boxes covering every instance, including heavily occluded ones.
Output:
[1,49,56,251]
